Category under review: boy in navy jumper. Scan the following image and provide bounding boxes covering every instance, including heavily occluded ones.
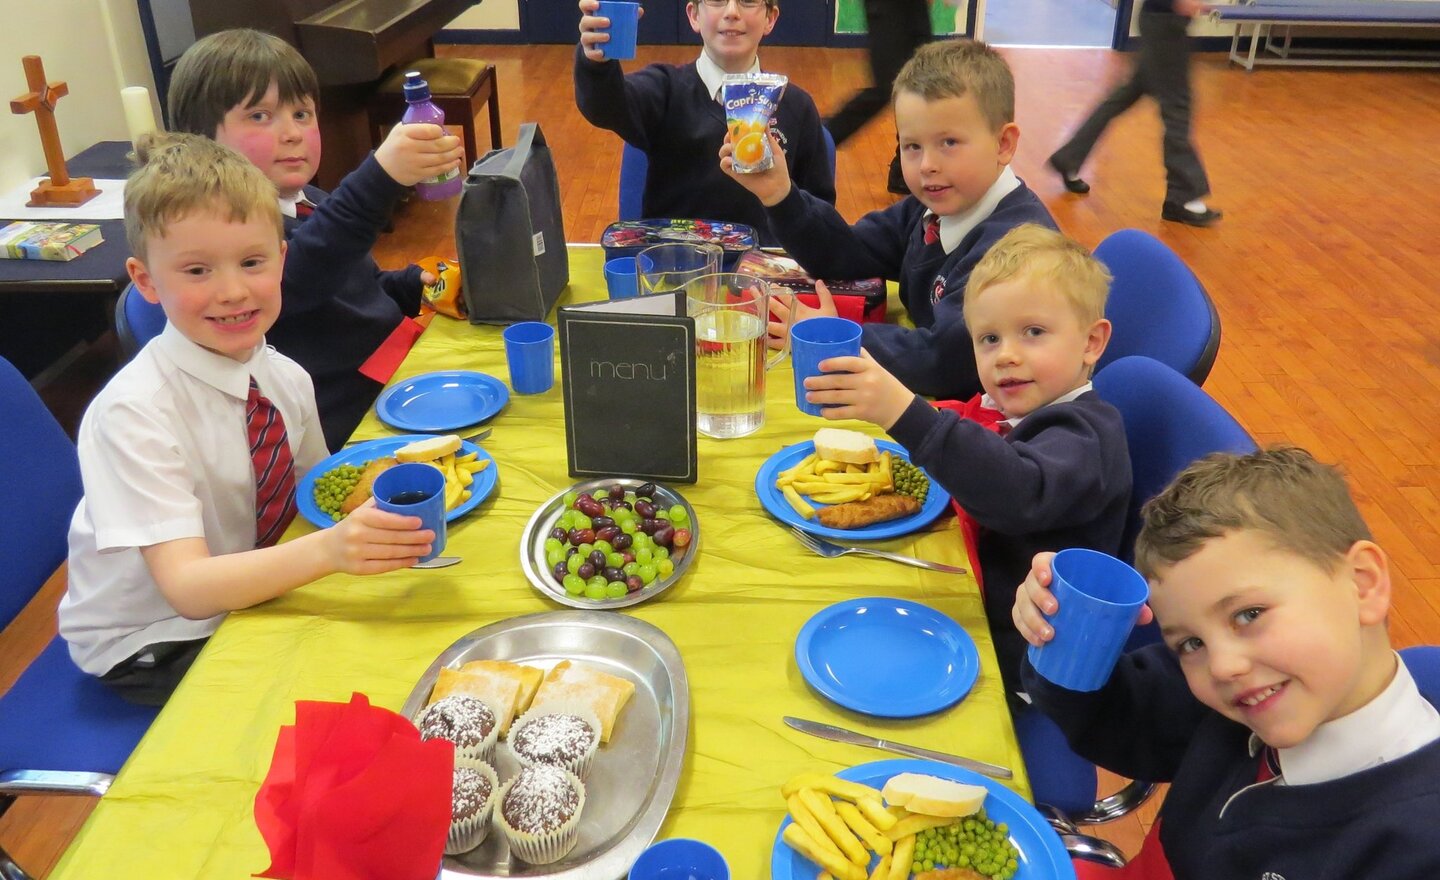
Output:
[575,0,835,244]
[1014,448,1440,879]
[168,29,466,450]
[803,225,1130,695]
[723,38,1056,400]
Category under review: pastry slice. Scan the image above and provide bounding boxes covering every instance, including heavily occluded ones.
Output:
[459,659,544,718]
[532,660,636,743]
[429,667,523,735]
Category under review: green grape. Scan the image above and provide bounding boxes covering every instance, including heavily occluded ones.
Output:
[594,539,614,555]
[620,519,638,535]
[605,581,627,598]
[635,547,654,565]
[586,574,607,590]
[636,563,657,585]
[546,547,566,568]
[656,558,674,577]
[606,551,625,569]
[566,554,585,575]
[651,546,670,560]
[583,583,607,600]
[668,504,688,523]
[544,537,564,554]
[622,561,640,577]
[563,574,586,595]
[562,490,579,509]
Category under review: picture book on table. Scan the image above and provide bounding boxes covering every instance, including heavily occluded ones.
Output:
[0,221,104,261]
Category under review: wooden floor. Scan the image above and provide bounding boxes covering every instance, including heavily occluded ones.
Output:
[6,42,1440,876]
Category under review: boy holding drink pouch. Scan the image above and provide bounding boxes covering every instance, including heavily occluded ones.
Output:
[800,225,1131,697]
[575,0,835,245]
[59,134,435,706]
[1014,448,1440,878]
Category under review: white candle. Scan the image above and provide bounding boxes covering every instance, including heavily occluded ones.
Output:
[121,86,158,145]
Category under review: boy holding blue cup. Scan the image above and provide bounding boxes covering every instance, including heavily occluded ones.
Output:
[1014,448,1440,878]
[800,225,1131,696]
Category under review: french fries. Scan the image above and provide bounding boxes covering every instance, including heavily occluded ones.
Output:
[783,825,867,880]
[775,450,895,520]
[779,772,914,880]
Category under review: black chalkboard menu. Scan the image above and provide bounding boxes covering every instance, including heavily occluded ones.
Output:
[558,292,698,483]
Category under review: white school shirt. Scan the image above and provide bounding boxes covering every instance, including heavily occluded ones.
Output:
[696,51,762,103]
[59,323,328,676]
[923,165,1022,255]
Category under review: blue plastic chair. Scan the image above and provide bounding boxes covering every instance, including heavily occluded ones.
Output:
[1402,646,1440,704]
[1094,229,1222,386]
[616,126,838,221]
[0,356,159,880]
[114,281,166,360]
[1020,356,1255,824]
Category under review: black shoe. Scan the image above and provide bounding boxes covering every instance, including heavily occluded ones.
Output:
[1047,156,1090,194]
[1162,202,1224,227]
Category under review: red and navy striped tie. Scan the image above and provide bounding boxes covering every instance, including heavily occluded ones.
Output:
[247,377,297,548]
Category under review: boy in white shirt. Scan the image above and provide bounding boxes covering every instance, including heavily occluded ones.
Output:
[1013,448,1440,878]
[60,133,434,705]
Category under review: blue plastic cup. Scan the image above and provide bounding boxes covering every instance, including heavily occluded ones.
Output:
[1027,548,1151,692]
[596,1,640,61]
[604,256,639,300]
[791,316,863,417]
[628,838,729,880]
[372,462,446,564]
[503,321,556,394]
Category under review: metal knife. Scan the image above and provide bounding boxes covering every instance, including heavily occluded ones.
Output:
[783,716,1013,780]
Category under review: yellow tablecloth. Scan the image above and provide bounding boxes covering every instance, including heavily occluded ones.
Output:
[51,245,1027,880]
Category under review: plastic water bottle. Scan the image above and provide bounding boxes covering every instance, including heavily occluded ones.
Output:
[401,71,463,200]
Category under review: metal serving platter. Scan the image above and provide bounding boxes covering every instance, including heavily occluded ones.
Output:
[401,611,689,880]
[518,478,700,610]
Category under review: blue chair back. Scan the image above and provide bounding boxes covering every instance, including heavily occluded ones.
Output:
[616,126,837,222]
[115,281,166,360]
[1094,229,1221,385]
[1402,646,1440,706]
[1094,356,1257,564]
[0,356,81,630]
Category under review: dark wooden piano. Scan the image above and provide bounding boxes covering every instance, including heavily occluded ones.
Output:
[188,0,476,189]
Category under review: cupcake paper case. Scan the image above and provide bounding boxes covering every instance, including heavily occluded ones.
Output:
[495,765,587,865]
[446,758,498,855]
[507,701,602,780]
[415,695,500,765]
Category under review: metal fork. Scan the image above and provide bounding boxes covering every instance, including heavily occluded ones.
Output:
[787,526,968,574]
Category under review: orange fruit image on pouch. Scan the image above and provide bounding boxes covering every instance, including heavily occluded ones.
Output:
[735,132,766,166]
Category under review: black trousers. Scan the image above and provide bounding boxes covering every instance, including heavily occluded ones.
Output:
[826,0,933,147]
[100,638,208,706]
[1050,10,1210,205]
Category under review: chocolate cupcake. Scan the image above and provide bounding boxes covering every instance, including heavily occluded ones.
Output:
[446,757,498,855]
[495,764,586,864]
[416,695,499,764]
[507,702,601,779]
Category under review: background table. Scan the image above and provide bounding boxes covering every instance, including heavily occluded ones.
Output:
[49,245,1028,880]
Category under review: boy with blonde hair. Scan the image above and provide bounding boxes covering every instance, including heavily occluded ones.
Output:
[169,29,465,450]
[1015,448,1440,877]
[723,38,1055,399]
[576,0,835,244]
[60,134,435,705]
[805,225,1130,693]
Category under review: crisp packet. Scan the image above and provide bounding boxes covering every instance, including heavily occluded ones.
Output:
[418,255,466,319]
[722,72,788,173]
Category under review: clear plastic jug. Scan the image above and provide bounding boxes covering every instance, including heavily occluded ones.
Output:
[685,273,786,439]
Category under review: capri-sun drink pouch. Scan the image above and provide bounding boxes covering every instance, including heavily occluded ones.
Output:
[722,73,788,173]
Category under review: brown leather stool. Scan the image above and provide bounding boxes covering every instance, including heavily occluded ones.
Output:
[369,58,501,166]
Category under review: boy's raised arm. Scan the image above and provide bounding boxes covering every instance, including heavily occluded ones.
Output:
[573,2,666,150]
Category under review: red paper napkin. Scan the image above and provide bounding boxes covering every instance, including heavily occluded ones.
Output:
[933,393,1009,596]
[255,693,453,880]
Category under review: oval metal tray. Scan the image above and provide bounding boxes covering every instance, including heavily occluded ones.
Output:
[519,478,700,610]
[401,611,689,879]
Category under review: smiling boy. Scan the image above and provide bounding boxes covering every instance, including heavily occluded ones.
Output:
[723,38,1055,400]
[575,0,834,244]
[804,225,1130,694]
[59,134,435,705]
[1014,448,1440,879]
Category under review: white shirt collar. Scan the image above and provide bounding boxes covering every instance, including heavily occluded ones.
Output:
[696,51,761,103]
[982,381,1092,431]
[925,165,1021,255]
[1248,652,1440,785]
[154,321,267,401]
[278,193,314,219]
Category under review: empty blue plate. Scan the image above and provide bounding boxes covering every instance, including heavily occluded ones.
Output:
[796,597,979,718]
[375,371,508,432]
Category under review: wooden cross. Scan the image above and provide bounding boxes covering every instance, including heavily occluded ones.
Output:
[9,55,98,208]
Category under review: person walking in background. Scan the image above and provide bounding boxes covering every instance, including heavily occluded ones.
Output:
[826,0,934,194]
[1046,0,1222,227]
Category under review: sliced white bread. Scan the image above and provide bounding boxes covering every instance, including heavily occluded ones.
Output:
[396,434,462,462]
[881,773,988,818]
[813,428,879,465]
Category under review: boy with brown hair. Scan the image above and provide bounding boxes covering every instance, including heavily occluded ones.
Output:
[60,134,435,705]
[575,0,835,244]
[1014,448,1440,878]
[168,29,465,450]
[805,224,1130,693]
[723,38,1056,400]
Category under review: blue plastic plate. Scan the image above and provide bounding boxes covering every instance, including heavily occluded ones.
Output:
[770,759,1075,880]
[297,435,497,529]
[375,370,508,432]
[755,440,950,541]
[796,598,978,718]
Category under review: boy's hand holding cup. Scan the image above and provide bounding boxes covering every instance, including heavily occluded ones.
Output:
[327,499,436,574]
[579,0,642,62]
[1016,549,1154,691]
